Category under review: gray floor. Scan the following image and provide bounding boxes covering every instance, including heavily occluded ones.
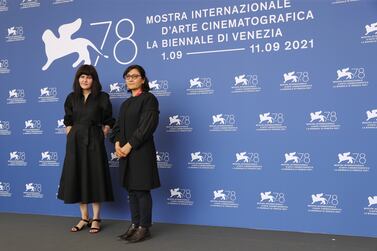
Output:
[0,213,376,251]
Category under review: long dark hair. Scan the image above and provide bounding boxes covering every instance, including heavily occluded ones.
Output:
[123,64,150,92]
[72,64,102,97]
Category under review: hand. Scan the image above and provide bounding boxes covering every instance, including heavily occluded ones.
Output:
[115,141,126,158]
[102,125,110,137]
[120,142,132,158]
[66,126,72,135]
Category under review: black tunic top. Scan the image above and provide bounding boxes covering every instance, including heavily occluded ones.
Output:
[113,92,160,190]
[57,91,115,204]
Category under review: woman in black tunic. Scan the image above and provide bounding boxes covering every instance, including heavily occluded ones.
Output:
[113,65,160,243]
[57,64,114,233]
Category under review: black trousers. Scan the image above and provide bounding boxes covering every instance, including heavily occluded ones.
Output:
[128,190,152,228]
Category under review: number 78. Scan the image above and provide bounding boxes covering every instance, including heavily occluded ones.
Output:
[90,18,138,65]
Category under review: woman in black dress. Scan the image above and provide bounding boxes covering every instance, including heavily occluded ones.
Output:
[57,64,114,233]
[113,65,160,243]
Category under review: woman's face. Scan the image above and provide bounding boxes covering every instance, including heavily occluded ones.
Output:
[79,74,93,91]
[125,69,144,91]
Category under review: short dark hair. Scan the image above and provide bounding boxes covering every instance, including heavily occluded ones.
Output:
[72,64,102,97]
[123,64,150,92]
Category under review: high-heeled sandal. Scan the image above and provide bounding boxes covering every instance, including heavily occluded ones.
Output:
[89,219,101,234]
[70,218,91,232]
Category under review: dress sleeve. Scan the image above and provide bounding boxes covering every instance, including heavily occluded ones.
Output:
[63,93,74,126]
[101,93,115,128]
[109,120,120,144]
[128,94,159,150]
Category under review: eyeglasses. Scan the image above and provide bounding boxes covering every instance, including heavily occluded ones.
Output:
[125,74,141,80]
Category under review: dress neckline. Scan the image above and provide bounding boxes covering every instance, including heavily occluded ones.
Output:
[132,89,143,97]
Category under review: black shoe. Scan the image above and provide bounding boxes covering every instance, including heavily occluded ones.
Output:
[89,219,101,234]
[127,227,151,243]
[70,218,91,232]
[118,224,138,240]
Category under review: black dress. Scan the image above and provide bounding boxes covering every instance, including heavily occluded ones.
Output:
[113,92,160,190]
[57,92,115,204]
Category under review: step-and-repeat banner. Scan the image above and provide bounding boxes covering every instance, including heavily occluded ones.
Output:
[0,0,376,237]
